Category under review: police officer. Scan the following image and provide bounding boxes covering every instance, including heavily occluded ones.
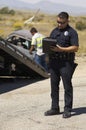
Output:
[29,27,47,71]
[44,12,79,118]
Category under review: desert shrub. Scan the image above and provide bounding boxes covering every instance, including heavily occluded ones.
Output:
[8,10,15,15]
[0,7,9,14]
[0,30,4,36]
[13,22,23,30]
[75,21,86,30]
[0,7,15,15]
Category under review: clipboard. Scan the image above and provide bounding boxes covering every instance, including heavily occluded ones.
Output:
[42,37,57,53]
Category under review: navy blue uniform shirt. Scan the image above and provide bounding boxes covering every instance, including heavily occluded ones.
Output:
[50,25,79,47]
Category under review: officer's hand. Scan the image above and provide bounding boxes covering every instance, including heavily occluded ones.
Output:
[50,45,62,52]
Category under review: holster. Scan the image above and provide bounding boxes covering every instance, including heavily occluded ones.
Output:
[72,63,78,75]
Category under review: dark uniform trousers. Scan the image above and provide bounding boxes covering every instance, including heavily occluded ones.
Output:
[49,56,77,112]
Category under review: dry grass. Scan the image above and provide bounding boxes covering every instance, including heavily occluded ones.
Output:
[77,31,86,55]
[0,10,86,55]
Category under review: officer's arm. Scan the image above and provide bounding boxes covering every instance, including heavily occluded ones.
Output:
[51,45,79,53]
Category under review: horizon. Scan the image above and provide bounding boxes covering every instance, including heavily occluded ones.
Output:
[20,0,86,8]
[0,0,86,16]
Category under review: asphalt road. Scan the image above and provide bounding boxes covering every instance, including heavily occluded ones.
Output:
[0,56,86,130]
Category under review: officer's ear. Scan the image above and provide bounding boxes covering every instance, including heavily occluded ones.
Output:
[68,18,70,23]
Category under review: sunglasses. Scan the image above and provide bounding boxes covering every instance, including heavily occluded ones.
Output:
[57,21,66,24]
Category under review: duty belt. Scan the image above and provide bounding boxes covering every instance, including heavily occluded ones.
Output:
[49,53,75,61]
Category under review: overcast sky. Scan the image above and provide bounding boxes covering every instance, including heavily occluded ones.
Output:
[20,0,86,8]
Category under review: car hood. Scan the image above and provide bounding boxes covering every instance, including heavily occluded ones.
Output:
[7,29,32,40]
